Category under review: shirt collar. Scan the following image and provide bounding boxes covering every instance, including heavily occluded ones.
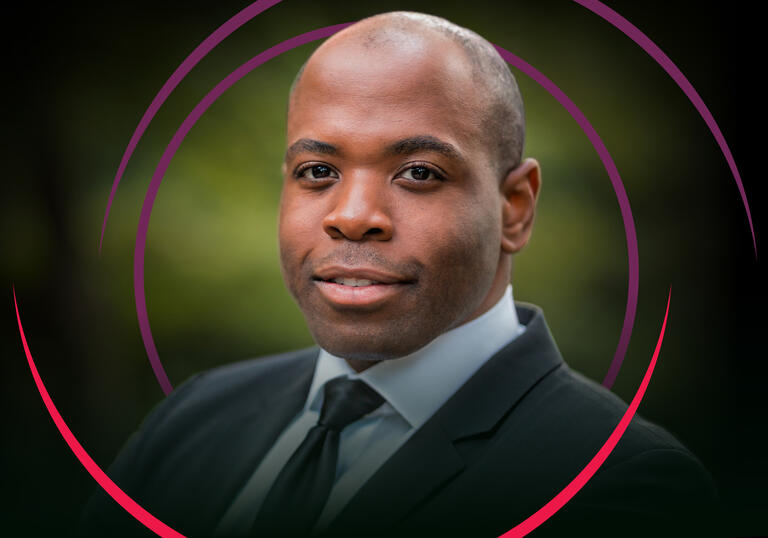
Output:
[305,284,524,429]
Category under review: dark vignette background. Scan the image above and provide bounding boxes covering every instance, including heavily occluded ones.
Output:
[2,1,764,536]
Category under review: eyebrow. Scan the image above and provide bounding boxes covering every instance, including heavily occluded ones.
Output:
[283,134,463,163]
[284,138,339,161]
[386,135,463,161]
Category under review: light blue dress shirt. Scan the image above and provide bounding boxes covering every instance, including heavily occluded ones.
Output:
[215,284,525,536]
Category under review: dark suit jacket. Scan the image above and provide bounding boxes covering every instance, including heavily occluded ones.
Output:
[80,304,717,537]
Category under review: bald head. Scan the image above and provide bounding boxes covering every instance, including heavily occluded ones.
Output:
[279,11,541,364]
[288,11,525,177]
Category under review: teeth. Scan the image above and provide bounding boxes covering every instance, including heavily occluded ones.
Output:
[332,278,379,287]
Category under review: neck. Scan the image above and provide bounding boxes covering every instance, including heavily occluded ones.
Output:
[346,358,377,373]
[344,257,513,373]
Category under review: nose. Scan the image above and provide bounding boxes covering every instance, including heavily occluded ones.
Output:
[322,175,393,241]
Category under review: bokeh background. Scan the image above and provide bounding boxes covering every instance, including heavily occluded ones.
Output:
[2,0,764,535]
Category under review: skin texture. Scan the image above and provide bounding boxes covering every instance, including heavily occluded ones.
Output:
[278,14,541,372]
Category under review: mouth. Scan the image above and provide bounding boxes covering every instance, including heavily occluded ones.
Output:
[311,267,416,308]
[319,277,388,287]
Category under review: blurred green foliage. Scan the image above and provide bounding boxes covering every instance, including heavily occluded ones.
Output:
[5,1,763,534]
[6,0,731,429]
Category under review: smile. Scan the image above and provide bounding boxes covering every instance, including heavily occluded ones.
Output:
[311,265,416,307]
[313,279,411,308]
[310,265,416,308]
[330,278,381,287]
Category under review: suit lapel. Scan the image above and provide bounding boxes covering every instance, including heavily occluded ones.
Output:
[434,304,564,441]
[199,349,321,533]
[323,419,464,534]
[324,304,564,535]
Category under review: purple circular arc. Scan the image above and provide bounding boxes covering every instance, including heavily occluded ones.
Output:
[98,1,755,394]
[98,0,283,254]
[573,0,756,257]
[493,47,638,388]
[82,2,754,536]
[131,27,639,397]
[133,24,354,395]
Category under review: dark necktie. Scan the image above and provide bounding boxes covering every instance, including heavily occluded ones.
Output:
[249,375,385,537]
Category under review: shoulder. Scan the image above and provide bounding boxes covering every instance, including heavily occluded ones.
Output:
[138,345,319,438]
[106,345,319,479]
[78,346,319,536]
[541,365,704,461]
[519,364,718,533]
[514,362,710,475]
[470,304,711,487]
[465,358,718,535]
[170,345,318,402]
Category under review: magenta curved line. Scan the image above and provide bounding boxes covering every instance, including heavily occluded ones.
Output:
[101,0,751,394]
[13,287,185,538]
[134,31,638,395]
[135,24,354,395]
[574,0,756,257]
[493,47,638,388]
[76,1,735,534]
[134,33,638,395]
[13,282,670,537]
[98,0,284,254]
[500,287,671,537]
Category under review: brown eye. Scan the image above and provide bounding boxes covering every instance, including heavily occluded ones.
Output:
[298,164,338,180]
[399,166,443,181]
[410,166,430,180]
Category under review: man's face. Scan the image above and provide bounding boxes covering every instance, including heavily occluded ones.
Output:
[278,35,506,362]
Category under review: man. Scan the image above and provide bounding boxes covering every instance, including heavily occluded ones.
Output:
[81,11,716,538]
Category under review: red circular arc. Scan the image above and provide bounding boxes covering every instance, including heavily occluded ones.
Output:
[19,0,751,536]
[13,286,671,536]
[13,287,184,538]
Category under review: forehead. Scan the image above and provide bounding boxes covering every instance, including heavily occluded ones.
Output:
[286,34,487,157]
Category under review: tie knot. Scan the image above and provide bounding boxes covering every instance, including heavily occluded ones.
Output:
[318,376,384,432]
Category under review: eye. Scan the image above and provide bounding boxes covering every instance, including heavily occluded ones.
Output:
[398,165,444,182]
[296,164,339,180]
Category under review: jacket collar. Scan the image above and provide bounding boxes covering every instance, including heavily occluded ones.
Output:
[310,284,524,430]
[322,303,564,534]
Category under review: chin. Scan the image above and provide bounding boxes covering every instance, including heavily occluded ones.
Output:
[317,338,417,362]
[310,321,434,362]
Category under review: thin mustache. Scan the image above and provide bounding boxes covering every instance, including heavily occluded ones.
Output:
[313,248,422,278]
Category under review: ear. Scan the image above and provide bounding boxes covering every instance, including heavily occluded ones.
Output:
[500,158,541,254]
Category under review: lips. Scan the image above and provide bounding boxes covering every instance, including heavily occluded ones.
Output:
[313,266,414,285]
[312,266,415,307]
[329,277,381,287]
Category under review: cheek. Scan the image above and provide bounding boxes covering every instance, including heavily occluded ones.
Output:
[278,196,317,278]
[408,196,502,284]
[420,191,500,250]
